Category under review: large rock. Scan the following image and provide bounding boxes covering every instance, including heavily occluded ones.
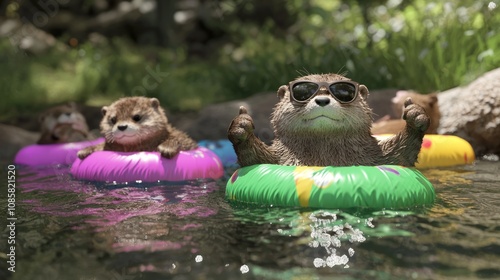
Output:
[438,68,500,155]
[366,88,401,120]
[182,92,277,143]
[0,124,39,163]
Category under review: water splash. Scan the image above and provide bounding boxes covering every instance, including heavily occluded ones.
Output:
[308,210,367,268]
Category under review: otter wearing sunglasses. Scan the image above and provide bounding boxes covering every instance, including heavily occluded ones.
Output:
[228,73,430,167]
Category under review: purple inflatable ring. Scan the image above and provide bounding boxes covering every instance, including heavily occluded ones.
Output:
[70,147,224,182]
[14,138,105,166]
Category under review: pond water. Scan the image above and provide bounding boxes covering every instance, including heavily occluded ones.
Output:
[0,160,499,280]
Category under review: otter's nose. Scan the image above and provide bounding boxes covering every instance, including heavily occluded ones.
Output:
[315,96,330,107]
[117,124,128,131]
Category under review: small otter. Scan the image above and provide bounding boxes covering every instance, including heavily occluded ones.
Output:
[77,97,197,159]
[228,74,430,167]
[50,123,90,143]
[372,90,440,135]
[37,102,90,144]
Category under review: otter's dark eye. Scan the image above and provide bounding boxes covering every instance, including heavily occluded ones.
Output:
[291,82,319,102]
[132,114,142,122]
[110,116,117,124]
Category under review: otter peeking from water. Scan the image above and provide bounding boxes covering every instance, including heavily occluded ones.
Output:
[37,102,90,144]
[228,74,430,167]
[77,97,198,159]
[372,90,440,135]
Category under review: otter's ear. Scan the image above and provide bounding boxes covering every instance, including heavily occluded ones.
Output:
[359,85,369,100]
[428,93,438,107]
[392,90,410,104]
[101,106,108,116]
[150,98,160,108]
[277,85,288,99]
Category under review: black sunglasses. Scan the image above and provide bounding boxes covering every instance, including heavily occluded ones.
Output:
[289,80,360,104]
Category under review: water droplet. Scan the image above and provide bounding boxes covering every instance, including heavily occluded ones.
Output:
[240,264,249,274]
[348,248,355,257]
[313,258,325,267]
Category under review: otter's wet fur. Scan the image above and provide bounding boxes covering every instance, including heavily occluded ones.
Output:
[37,102,90,144]
[228,74,430,167]
[77,97,197,159]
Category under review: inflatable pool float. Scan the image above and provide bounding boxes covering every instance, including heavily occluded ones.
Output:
[375,134,475,168]
[226,164,435,209]
[71,147,224,182]
[198,139,238,166]
[14,138,105,166]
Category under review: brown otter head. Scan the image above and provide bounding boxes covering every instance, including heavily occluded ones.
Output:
[271,74,372,138]
[100,97,169,146]
[39,102,89,133]
[37,102,89,144]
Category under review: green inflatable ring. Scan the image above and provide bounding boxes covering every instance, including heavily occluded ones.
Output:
[226,164,435,209]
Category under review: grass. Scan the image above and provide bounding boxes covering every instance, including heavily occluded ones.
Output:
[1,0,499,122]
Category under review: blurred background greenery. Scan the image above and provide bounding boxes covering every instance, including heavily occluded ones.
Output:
[1,0,499,123]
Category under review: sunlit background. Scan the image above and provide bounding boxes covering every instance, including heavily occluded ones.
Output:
[1,0,498,118]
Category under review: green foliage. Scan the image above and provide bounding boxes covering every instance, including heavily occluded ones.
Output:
[219,0,500,94]
[0,39,225,120]
[1,0,499,121]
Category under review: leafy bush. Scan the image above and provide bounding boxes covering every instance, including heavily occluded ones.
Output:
[1,0,499,122]
[217,0,500,94]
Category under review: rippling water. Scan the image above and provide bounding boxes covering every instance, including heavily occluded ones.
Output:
[0,160,499,280]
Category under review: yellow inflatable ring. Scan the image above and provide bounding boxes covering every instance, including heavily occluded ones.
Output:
[375,134,475,168]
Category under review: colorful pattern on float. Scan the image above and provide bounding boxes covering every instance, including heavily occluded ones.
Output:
[71,147,224,182]
[226,164,435,209]
[375,134,475,168]
[14,138,105,166]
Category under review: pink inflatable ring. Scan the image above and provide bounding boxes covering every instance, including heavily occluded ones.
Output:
[70,147,224,182]
[14,138,105,166]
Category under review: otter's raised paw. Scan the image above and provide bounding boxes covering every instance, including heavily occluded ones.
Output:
[228,106,255,145]
[158,145,180,159]
[403,97,430,132]
[77,147,93,159]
